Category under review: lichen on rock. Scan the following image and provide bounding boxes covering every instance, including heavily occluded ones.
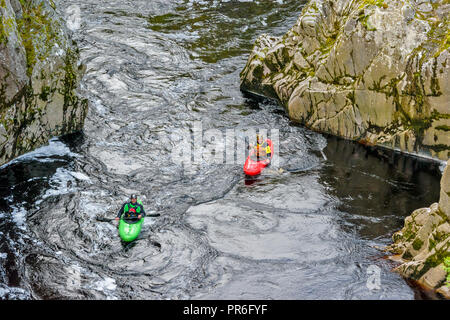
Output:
[0,0,87,166]
[240,0,449,161]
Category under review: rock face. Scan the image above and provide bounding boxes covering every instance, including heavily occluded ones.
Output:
[387,160,450,299]
[240,0,449,161]
[0,0,88,166]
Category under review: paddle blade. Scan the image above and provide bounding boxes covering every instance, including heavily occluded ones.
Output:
[96,217,114,222]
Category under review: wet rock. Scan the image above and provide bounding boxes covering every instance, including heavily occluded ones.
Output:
[439,160,450,220]
[9,0,22,18]
[240,0,450,161]
[402,4,415,22]
[387,160,450,299]
[0,0,28,101]
[0,0,88,166]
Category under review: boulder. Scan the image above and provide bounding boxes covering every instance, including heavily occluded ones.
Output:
[240,0,450,161]
[387,160,450,299]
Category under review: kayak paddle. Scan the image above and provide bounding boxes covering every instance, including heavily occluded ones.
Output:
[96,213,160,222]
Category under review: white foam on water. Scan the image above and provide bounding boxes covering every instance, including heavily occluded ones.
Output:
[82,201,103,213]
[97,73,128,92]
[11,206,27,231]
[42,167,77,199]
[0,253,7,259]
[95,277,117,292]
[90,276,118,300]
[0,284,30,299]
[146,218,157,227]
[439,161,447,173]
[92,98,107,115]
[0,287,8,298]
[0,138,79,170]
[69,171,92,183]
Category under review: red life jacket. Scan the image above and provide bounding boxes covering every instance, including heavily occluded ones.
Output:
[127,207,137,217]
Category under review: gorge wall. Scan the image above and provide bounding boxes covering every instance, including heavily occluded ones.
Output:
[0,0,87,167]
[240,0,449,161]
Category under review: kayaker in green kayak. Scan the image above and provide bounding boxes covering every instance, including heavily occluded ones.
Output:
[115,194,146,221]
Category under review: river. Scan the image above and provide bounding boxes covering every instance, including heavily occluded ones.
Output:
[0,0,444,299]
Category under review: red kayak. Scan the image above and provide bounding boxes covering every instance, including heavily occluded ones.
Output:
[243,139,273,176]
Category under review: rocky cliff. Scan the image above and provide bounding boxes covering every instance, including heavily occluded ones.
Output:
[387,160,450,299]
[240,0,449,161]
[0,0,87,166]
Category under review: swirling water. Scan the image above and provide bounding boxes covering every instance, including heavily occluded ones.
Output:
[0,0,444,299]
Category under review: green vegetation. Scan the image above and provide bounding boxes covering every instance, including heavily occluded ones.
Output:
[0,3,16,46]
[437,30,450,57]
[435,125,450,132]
[0,19,8,45]
[430,58,442,96]
[411,12,450,60]
[412,238,424,251]
[320,33,337,55]
[39,85,51,101]
[61,48,78,107]
[48,0,56,10]
[357,12,376,31]
[402,250,413,260]
[0,0,88,165]
[426,144,450,153]
[443,257,450,287]
[401,220,417,242]
[426,19,450,59]
[360,0,388,9]
[428,223,449,252]
[412,247,449,280]
[16,0,62,76]
[0,74,8,112]
[431,111,450,120]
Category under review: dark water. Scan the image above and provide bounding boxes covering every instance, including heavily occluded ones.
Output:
[0,0,444,299]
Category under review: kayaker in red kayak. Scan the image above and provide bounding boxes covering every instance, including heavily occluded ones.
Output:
[249,134,271,165]
[115,194,146,221]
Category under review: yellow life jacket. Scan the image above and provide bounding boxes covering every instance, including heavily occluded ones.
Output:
[254,141,271,155]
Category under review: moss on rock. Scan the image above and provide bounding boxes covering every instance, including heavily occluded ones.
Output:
[0,0,88,166]
[387,160,450,299]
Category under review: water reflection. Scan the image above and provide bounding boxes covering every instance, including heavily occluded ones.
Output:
[320,136,442,240]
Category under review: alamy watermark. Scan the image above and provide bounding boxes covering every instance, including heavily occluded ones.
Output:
[167,121,280,171]
[65,5,81,31]
[366,265,381,291]
[65,264,82,291]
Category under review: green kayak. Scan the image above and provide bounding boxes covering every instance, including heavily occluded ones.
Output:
[119,215,144,242]
[118,198,145,242]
